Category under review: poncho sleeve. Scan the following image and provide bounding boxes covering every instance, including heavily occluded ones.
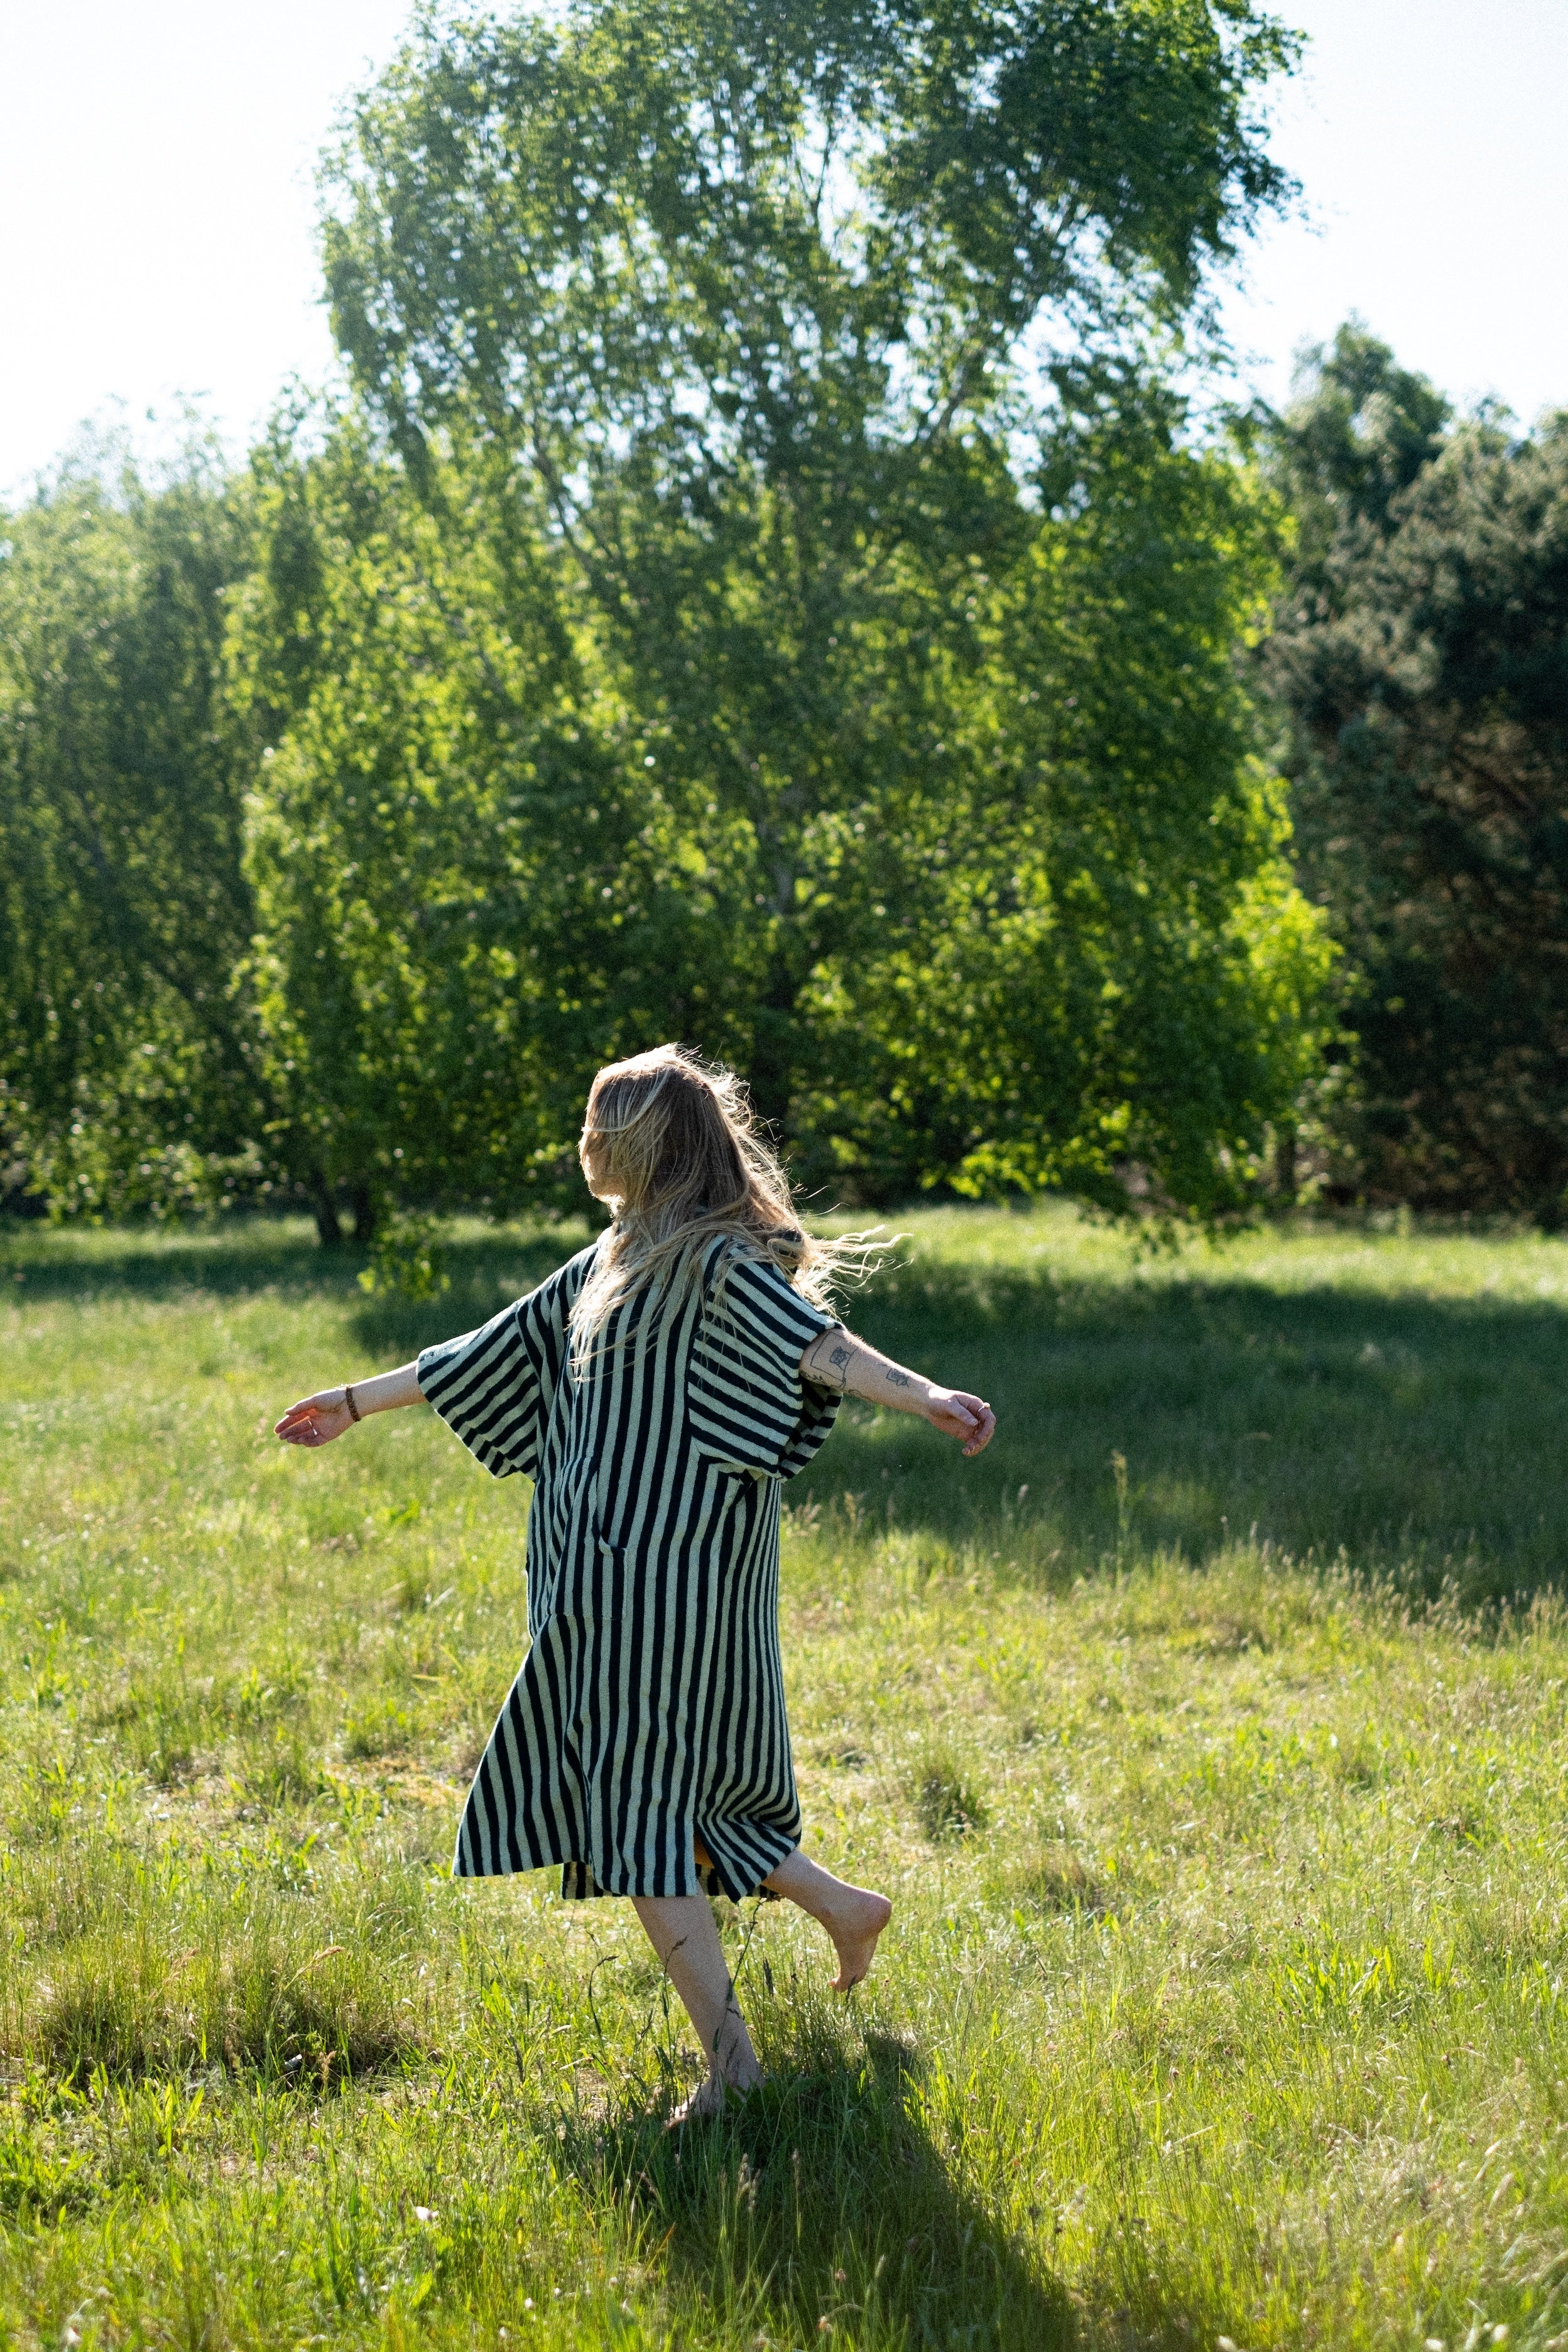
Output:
[416,1246,592,1479]
[689,1245,842,1480]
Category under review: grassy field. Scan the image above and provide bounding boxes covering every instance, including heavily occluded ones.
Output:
[4,1201,1568,2349]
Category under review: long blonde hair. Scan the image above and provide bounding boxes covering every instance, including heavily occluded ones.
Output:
[570,1044,878,1359]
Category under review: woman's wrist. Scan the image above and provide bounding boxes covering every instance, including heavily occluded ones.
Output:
[878,1363,932,1413]
[347,1362,425,1418]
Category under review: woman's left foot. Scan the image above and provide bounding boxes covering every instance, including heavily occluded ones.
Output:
[667,2072,754,2128]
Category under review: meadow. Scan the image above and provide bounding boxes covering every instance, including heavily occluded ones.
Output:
[4,1201,1568,2349]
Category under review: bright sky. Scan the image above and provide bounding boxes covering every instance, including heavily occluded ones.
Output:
[2,0,1564,499]
[1222,0,1568,426]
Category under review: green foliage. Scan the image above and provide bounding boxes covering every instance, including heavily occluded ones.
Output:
[229,411,716,1224]
[6,1204,1568,2343]
[214,0,1329,1221]
[1265,327,1568,1214]
[0,438,266,1218]
[231,383,1334,1218]
[827,389,1336,1211]
[357,1212,452,1306]
[1,4,1336,1228]
[321,0,1301,471]
[1266,318,1452,589]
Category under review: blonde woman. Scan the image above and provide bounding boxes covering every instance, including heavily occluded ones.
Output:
[275,1046,994,2120]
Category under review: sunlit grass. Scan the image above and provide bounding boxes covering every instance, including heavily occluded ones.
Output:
[3,1203,1568,2346]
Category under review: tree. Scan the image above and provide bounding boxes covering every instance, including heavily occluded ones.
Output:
[229,0,1329,1218]
[1265,330,1568,1214]
[1265,320,1451,596]
[0,442,265,1219]
[820,383,1334,1214]
[233,378,1333,1221]
[229,408,735,1231]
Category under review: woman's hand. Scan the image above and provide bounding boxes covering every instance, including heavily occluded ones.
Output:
[275,1363,423,1449]
[923,1386,996,1457]
[275,1391,356,1448]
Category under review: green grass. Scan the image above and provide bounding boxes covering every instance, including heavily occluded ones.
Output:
[4,1201,1568,2349]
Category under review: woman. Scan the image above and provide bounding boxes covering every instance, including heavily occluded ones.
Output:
[276,1046,994,2119]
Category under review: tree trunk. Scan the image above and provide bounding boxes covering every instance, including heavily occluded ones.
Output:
[746,962,798,1135]
[1274,1126,1299,1209]
[310,1171,342,1248]
[350,1183,378,1245]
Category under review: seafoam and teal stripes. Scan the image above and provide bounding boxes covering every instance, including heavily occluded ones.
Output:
[416,1239,839,1901]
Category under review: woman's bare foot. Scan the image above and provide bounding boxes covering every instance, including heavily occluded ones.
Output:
[667,2071,753,2128]
[763,1849,893,1991]
[631,1890,763,2129]
[821,1883,893,1991]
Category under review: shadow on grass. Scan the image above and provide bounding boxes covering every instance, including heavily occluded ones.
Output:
[575,2031,1070,2350]
[347,1227,594,1360]
[13,1212,1568,1599]
[1,1216,336,1303]
[0,1212,592,1348]
[802,1258,1568,1603]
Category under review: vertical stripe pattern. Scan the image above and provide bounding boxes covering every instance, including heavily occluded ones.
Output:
[416,1238,840,1900]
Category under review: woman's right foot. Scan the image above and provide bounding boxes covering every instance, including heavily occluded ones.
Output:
[821,1884,893,1991]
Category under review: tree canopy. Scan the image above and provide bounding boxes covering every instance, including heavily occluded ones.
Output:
[3,2,1343,1236]
[322,0,1300,471]
[231,379,1332,1221]
[0,445,264,1219]
[227,0,1324,1222]
[1265,328,1568,1214]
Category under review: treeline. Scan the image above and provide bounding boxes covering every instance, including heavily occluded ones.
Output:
[1265,329,1568,1216]
[2,2,1564,1236]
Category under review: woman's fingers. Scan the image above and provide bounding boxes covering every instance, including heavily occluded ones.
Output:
[274,1394,347,1447]
[924,1388,994,1456]
[941,1390,995,1457]
[961,1402,996,1457]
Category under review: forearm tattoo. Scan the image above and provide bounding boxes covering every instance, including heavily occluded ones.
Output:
[803,1329,853,1392]
[812,1333,852,1392]
[805,1327,919,1403]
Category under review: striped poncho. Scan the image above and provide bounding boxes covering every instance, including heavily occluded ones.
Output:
[416,1236,840,1901]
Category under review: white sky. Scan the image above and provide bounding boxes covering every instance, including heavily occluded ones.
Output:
[1221,0,1568,427]
[1,0,1565,499]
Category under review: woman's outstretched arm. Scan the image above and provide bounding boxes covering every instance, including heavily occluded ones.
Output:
[274,1361,424,1449]
[800,1326,995,1458]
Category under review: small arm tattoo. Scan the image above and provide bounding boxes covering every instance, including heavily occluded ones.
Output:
[803,1331,854,1393]
[884,1367,910,1388]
